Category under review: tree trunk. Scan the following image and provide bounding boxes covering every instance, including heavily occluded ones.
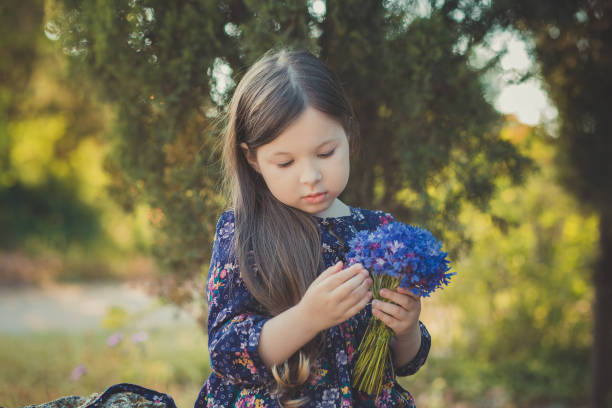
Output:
[592,209,612,407]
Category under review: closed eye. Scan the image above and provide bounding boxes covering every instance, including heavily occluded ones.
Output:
[277,149,336,168]
[320,149,335,158]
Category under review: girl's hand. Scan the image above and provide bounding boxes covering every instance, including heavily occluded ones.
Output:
[372,286,421,341]
[297,261,372,333]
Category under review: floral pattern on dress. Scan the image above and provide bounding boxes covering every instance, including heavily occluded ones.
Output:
[194,206,431,408]
[206,262,231,308]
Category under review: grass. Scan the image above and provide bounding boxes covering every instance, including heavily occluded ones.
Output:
[0,325,210,408]
[0,296,493,408]
[0,296,588,408]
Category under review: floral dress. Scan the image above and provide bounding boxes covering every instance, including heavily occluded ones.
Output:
[196,205,431,408]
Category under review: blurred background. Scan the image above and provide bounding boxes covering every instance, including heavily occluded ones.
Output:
[1,0,610,407]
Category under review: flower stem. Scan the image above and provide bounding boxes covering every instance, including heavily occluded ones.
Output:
[351,275,400,396]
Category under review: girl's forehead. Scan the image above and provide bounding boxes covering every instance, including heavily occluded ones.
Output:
[259,107,346,156]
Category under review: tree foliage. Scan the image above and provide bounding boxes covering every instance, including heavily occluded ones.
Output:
[0,0,110,253]
[469,1,612,405]
[436,119,595,405]
[2,1,604,405]
[47,0,532,310]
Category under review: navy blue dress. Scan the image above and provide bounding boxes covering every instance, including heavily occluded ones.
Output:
[195,205,430,407]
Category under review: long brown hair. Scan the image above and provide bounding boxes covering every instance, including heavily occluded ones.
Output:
[218,48,359,406]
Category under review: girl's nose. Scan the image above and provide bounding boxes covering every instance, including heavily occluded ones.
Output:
[299,162,322,185]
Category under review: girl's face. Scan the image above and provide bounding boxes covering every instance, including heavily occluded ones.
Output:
[240,107,350,217]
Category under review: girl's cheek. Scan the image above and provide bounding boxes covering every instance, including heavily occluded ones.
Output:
[271,168,292,178]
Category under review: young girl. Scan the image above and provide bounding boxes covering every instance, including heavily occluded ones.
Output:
[194,48,431,408]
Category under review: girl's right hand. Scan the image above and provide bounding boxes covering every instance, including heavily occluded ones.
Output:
[297,261,372,333]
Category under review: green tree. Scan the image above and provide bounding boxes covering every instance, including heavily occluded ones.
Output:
[48,0,531,322]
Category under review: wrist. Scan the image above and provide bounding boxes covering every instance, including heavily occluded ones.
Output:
[259,303,322,368]
[293,301,323,337]
[391,322,422,367]
[395,322,421,345]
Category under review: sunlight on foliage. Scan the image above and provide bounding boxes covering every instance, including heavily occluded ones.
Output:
[8,115,68,186]
[436,119,596,404]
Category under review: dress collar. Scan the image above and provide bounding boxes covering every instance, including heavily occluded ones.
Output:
[314,205,356,223]
[315,206,370,233]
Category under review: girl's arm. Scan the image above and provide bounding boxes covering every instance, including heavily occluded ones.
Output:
[390,322,421,366]
[391,320,431,376]
[258,261,372,368]
[257,303,319,367]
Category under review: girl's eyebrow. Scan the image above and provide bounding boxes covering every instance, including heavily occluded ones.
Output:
[272,138,336,156]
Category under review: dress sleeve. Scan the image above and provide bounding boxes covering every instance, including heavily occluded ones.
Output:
[394,320,431,376]
[206,210,273,386]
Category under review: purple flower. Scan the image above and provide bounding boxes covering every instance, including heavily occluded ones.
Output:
[346,221,454,297]
[70,364,86,381]
[130,331,148,344]
[107,332,123,347]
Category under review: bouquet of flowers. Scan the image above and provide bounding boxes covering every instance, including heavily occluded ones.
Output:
[346,220,454,396]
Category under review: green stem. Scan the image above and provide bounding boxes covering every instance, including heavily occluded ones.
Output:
[351,275,401,397]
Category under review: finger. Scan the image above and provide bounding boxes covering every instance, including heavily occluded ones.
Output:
[351,275,373,297]
[346,289,372,318]
[333,270,370,297]
[372,298,407,319]
[379,288,415,309]
[326,263,367,288]
[372,307,401,331]
[336,274,372,307]
[397,286,421,301]
[317,260,344,281]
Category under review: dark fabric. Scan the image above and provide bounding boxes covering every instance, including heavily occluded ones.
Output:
[22,383,177,408]
[196,206,430,407]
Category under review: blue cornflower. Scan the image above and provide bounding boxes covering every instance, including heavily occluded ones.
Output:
[346,221,454,297]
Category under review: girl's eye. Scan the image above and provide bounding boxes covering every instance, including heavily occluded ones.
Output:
[276,149,335,169]
[320,149,335,158]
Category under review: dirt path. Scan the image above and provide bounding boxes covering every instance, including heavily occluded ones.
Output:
[0,281,198,333]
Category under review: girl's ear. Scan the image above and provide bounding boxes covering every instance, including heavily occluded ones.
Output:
[239,142,261,174]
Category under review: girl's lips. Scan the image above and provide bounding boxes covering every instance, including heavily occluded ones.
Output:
[304,192,326,204]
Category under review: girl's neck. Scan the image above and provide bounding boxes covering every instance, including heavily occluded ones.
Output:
[313,198,351,218]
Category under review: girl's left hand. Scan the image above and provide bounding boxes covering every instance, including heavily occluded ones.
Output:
[371,286,421,341]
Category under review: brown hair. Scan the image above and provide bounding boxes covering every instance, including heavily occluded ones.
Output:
[218,48,359,406]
